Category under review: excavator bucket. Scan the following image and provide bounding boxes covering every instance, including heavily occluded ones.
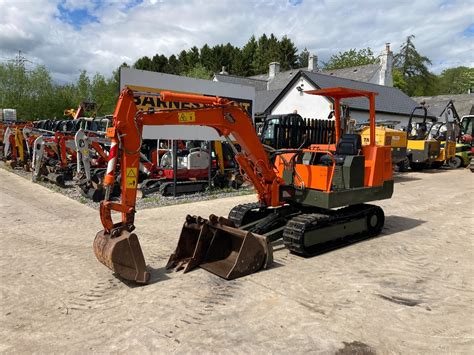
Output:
[94,230,150,283]
[167,215,272,280]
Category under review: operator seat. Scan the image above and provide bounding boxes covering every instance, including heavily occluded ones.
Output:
[334,134,361,163]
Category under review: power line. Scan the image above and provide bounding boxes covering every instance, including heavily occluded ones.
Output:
[2,50,38,72]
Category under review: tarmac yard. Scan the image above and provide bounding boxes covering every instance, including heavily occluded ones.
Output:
[0,167,473,353]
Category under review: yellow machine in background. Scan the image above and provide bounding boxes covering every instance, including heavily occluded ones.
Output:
[359,121,408,170]
[405,106,440,170]
[428,101,457,168]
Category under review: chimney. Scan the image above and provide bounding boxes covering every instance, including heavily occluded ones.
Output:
[378,43,393,86]
[268,62,280,79]
[219,66,228,75]
[308,54,317,71]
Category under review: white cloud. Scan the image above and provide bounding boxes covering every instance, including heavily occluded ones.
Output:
[0,0,472,83]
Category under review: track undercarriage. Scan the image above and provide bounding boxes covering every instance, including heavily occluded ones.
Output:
[228,202,385,256]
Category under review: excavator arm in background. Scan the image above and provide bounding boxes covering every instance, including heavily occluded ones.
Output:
[94,88,282,283]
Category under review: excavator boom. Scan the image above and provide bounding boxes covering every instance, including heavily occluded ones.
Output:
[94,89,281,283]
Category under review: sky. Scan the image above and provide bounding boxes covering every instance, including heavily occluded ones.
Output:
[0,0,472,83]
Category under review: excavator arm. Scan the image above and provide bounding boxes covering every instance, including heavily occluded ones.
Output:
[100,89,282,233]
[94,88,281,283]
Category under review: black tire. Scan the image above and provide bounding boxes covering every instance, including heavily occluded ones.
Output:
[397,158,410,172]
[448,156,462,169]
[410,162,426,171]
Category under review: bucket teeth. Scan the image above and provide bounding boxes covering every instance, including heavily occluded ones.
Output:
[167,214,272,280]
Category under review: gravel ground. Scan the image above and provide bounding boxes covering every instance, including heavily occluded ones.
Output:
[0,166,472,353]
[0,161,254,210]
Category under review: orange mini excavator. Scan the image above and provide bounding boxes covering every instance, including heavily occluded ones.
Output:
[94,87,394,283]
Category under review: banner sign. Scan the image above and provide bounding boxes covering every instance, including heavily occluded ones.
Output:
[120,68,255,140]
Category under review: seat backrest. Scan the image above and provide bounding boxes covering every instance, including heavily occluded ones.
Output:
[336,134,361,156]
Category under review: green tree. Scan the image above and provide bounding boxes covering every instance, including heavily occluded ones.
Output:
[90,73,116,115]
[324,48,377,70]
[75,70,91,103]
[200,44,215,72]
[178,50,190,73]
[151,54,168,72]
[133,56,153,71]
[186,46,200,69]
[298,48,310,68]
[112,62,129,88]
[278,35,298,70]
[437,66,474,94]
[392,68,408,93]
[166,54,181,74]
[252,33,269,74]
[394,35,436,96]
[241,35,258,76]
[182,63,213,79]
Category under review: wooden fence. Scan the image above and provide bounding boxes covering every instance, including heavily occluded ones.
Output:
[270,117,336,149]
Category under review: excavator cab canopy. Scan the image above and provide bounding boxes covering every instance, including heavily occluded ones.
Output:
[305,87,379,147]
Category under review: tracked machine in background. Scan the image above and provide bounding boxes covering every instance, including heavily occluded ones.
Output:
[427,101,457,169]
[93,87,394,284]
[459,115,473,172]
[405,105,440,170]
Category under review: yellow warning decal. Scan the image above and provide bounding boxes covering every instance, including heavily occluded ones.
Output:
[178,112,196,123]
[126,167,138,189]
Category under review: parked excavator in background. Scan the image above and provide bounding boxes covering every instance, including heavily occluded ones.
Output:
[2,122,31,169]
[74,118,113,201]
[137,140,242,198]
[93,87,393,284]
[405,105,440,170]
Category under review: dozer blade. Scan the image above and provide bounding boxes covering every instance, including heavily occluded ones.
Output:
[94,230,150,283]
[167,214,272,280]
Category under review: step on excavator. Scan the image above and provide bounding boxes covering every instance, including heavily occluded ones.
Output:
[94,87,394,283]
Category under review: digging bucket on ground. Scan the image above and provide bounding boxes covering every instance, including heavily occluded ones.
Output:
[167,214,271,280]
[94,230,150,283]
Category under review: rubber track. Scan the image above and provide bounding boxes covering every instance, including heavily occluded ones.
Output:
[159,180,209,196]
[283,204,383,256]
[228,203,262,227]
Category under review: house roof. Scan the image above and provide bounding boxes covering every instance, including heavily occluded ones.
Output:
[255,89,282,115]
[248,63,380,90]
[249,69,301,91]
[412,94,474,118]
[261,70,435,119]
[213,74,267,91]
[322,64,380,82]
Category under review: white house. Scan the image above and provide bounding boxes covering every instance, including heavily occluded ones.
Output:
[214,44,436,129]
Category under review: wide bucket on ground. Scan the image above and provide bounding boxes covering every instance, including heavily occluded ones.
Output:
[167,215,272,280]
